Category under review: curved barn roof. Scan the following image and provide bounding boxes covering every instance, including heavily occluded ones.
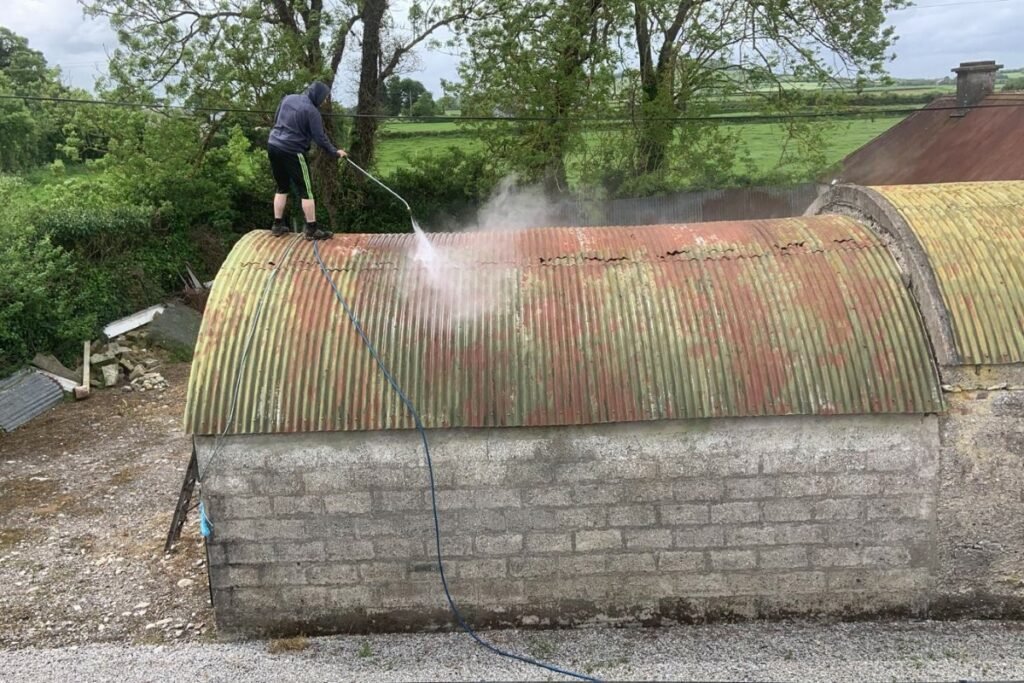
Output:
[810,181,1024,366]
[184,218,942,435]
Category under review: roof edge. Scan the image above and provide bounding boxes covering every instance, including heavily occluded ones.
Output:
[807,184,959,366]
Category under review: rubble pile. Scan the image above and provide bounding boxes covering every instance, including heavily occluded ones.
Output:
[89,331,168,392]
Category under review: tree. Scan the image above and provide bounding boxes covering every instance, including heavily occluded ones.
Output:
[84,0,488,220]
[0,28,72,171]
[458,0,625,194]
[410,90,436,117]
[625,0,907,174]
[382,77,430,115]
[437,78,460,112]
[349,1,491,168]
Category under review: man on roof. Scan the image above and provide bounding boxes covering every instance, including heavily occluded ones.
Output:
[267,81,347,241]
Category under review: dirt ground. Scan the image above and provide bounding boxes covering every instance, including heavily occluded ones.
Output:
[0,362,214,648]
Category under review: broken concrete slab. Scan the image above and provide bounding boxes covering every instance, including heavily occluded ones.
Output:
[31,354,79,384]
[148,303,202,357]
[89,352,118,368]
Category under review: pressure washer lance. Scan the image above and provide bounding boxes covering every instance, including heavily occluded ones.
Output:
[313,164,598,683]
[345,157,412,214]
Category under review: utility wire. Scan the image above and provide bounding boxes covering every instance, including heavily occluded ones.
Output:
[894,0,1018,9]
[2,93,1022,124]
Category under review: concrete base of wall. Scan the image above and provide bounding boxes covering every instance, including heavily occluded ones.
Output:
[194,408,1018,638]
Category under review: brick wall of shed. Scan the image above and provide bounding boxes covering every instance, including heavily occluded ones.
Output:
[197,415,951,637]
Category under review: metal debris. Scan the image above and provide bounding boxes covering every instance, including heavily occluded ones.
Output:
[0,370,63,432]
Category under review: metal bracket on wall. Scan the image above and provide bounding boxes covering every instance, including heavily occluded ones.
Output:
[165,446,199,552]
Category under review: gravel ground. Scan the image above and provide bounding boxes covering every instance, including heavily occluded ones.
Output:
[2,619,1024,681]
[3,360,1024,681]
[0,362,212,649]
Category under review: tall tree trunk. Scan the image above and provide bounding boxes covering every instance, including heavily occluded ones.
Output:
[314,98,342,228]
[350,0,386,169]
[637,63,675,174]
[633,0,690,175]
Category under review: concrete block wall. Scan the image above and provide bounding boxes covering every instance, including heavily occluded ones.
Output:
[934,385,1024,616]
[198,415,945,637]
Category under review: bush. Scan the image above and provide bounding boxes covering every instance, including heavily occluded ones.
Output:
[0,219,82,373]
[1003,77,1024,92]
[383,147,497,229]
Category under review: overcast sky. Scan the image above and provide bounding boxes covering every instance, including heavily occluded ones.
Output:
[3,0,1022,103]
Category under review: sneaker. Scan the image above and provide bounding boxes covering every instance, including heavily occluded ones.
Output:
[304,225,333,241]
[271,222,289,236]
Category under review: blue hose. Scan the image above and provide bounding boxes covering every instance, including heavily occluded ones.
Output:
[311,240,599,682]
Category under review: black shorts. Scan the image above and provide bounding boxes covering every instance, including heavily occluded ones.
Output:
[268,145,314,200]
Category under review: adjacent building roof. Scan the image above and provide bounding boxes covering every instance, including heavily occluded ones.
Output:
[832,94,1024,186]
[812,181,1024,366]
[184,218,942,436]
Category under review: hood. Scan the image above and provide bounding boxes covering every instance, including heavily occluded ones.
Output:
[306,81,331,107]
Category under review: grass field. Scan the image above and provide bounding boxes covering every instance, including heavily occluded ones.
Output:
[376,115,904,180]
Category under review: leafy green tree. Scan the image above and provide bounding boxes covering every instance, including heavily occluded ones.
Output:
[410,90,437,117]
[85,0,488,224]
[0,28,70,171]
[382,77,429,115]
[458,0,625,194]
[625,0,907,174]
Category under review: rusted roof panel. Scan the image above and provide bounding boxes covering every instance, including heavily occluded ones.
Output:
[872,181,1024,365]
[184,219,942,435]
[835,94,1024,185]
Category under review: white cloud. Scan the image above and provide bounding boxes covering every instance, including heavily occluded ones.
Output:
[3,0,116,89]
[885,4,1024,77]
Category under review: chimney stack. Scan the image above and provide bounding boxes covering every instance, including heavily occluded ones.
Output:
[952,60,1003,113]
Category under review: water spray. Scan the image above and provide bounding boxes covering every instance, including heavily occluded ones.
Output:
[344,158,437,267]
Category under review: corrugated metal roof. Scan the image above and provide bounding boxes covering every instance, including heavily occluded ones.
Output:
[0,370,63,432]
[872,181,1024,365]
[834,94,1024,186]
[184,219,943,435]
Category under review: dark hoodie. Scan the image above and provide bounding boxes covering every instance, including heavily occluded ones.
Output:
[268,82,339,156]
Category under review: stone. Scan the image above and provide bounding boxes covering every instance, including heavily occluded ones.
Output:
[130,365,146,381]
[90,352,118,367]
[177,578,194,588]
[30,353,79,383]
[148,303,202,355]
[101,365,120,387]
[987,383,1008,391]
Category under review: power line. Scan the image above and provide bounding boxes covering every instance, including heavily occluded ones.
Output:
[1,92,1021,124]
[894,0,1017,9]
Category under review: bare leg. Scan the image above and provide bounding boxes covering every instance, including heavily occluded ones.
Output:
[301,198,316,223]
[273,193,287,219]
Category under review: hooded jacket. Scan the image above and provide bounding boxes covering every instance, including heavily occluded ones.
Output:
[267,82,339,156]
